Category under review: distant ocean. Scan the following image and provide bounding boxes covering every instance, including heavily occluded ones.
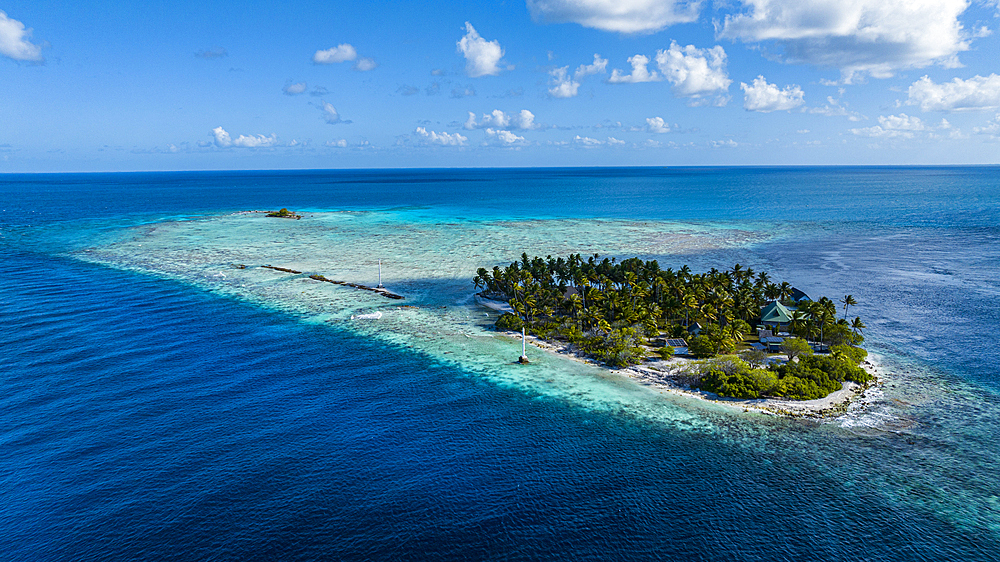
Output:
[2,167,998,561]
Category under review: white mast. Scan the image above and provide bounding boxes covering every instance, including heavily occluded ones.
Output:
[519,326,529,363]
[377,259,383,288]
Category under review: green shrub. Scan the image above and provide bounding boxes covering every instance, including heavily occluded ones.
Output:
[687,335,717,358]
[800,355,871,385]
[699,368,760,399]
[658,346,675,360]
[582,326,644,368]
[770,360,842,400]
[781,337,814,361]
[831,344,868,366]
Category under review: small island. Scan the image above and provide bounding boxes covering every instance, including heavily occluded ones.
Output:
[266,208,302,219]
[474,253,872,405]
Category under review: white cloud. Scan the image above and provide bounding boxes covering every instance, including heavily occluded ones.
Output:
[607,137,626,145]
[313,44,357,64]
[718,0,972,79]
[973,114,1000,137]
[325,139,348,148]
[608,54,661,83]
[809,95,864,120]
[710,139,738,148]
[486,109,511,128]
[850,113,940,138]
[906,74,1000,112]
[484,128,526,145]
[457,22,505,77]
[354,57,377,71]
[549,53,608,98]
[576,53,608,78]
[574,135,603,146]
[549,67,580,98]
[0,10,44,62]
[526,0,701,34]
[211,127,277,148]
[415,127,468,146]
[517,110,538,130]
[646,117,670,133]
[283,82,307,95]
[320,101,351,124]
[465,109,538,130]
[464,112,479,130]
[655,42,731,99]
[741,76,805,112]
[550,54,608,97]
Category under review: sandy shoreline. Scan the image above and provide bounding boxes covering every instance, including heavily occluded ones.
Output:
[503,323,882,420]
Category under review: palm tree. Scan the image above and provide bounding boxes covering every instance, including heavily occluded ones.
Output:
[764,283,780,301]
[850,316,866,338]
[841,295,857,320]
[778,281,793,303]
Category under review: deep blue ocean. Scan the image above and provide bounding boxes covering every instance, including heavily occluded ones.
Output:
[2,167,999,560]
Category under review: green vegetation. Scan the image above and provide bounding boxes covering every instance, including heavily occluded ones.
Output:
[267,208,301,219]
[781,337,813,361]
[474,253,869,400]
[693,354,872,400]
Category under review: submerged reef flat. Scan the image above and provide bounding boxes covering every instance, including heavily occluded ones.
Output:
[80,210,879,424]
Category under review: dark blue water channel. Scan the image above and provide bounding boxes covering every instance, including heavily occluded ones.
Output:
[2,168,999,560]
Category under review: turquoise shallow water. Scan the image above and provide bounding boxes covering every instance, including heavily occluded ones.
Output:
[2,167,999,560]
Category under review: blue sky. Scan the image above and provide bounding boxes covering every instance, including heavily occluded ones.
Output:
[2,0,1000,171]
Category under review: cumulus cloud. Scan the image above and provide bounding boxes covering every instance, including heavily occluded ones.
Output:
[646,117,671,133]
[526,0,701,34]
[741,76,805,112]
[211,127,277,148]
[354,57,377,71]
[907,74,1000,112]
[718,0,973,79]
[576,54,608,78]
[465,109,538,130]
[484,128,526,145]
[655,42,731,99]
[415,127,468,146]
[973,114,1000,137]
[849,113,949,138]
[457,22,505,77]
[0,10,44,62]
[607,42,731,103]
[607,137,626,145]
[608,54,661,83]
[574,135,603,146]
[283,82,307,95]
[320,101,351,124]
[325,139,349,148]
[517,109,537,130]
[313,44,357,64]
[549,67,580,98]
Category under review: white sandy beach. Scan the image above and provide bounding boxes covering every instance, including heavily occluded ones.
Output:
[506,324,883,419]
